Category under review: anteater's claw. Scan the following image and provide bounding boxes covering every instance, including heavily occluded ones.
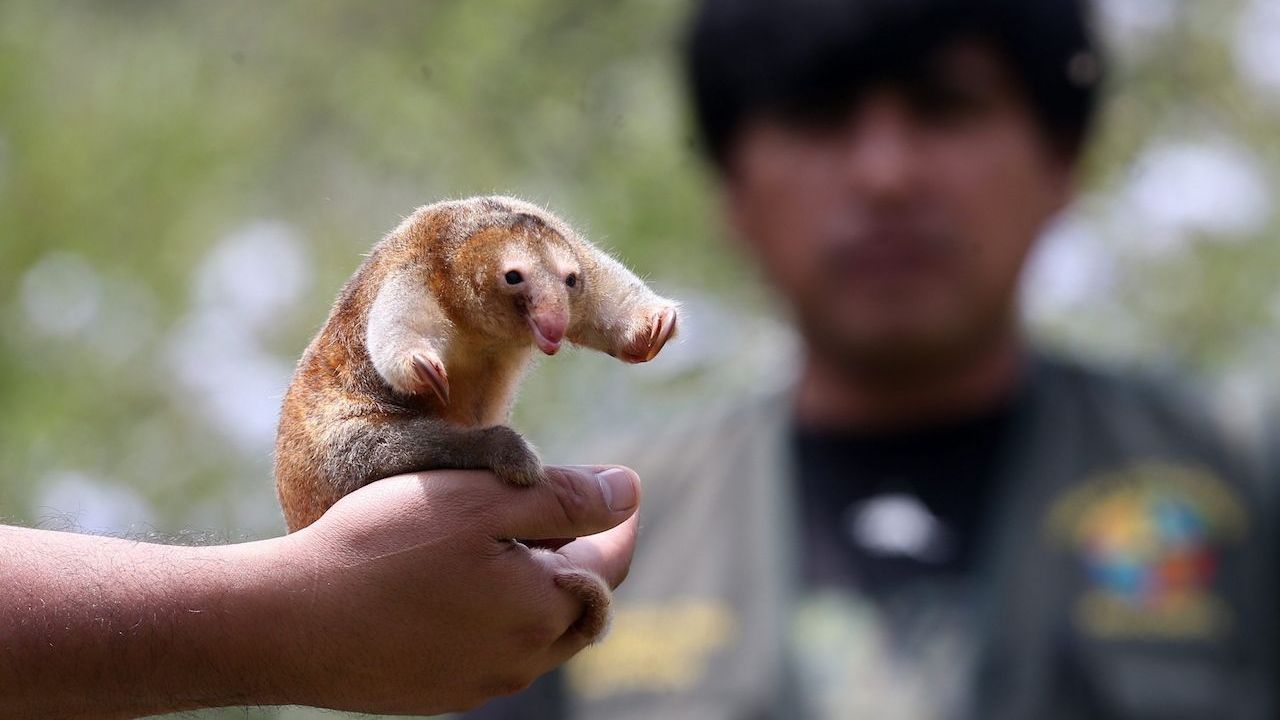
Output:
[411,352,450,405]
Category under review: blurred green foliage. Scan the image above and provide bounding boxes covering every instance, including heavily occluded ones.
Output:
[0,1,1278,716]
[0,0,734,537]
[1052,0,1280,369]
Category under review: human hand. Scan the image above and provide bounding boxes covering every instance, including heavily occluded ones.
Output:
[261,464,640,714]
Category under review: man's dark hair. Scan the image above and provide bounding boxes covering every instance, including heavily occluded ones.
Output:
[684,0,1104,168]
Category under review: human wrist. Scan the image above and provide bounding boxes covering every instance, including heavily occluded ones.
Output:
[0,528,305,716]
[101,536,302,714]
[87,534,312,714]
[217,526,373,711]
[192,533,319,709]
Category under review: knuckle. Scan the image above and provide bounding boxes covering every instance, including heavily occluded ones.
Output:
[464,506,508,544]
[547,468,593,524]
[441,485,501,528]
[542,550,576,576]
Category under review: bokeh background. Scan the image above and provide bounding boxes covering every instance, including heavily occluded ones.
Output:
[1,1,1278,717]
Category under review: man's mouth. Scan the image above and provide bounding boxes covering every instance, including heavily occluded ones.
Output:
[821,227,955,285]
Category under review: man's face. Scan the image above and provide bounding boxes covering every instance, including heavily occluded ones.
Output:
[723,42,1074,380]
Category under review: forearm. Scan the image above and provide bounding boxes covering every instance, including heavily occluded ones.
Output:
[0,525,295,718]
[0,466,641,716]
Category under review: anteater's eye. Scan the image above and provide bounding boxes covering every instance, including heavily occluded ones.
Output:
[504,270,523,285]
[565,273,577,288]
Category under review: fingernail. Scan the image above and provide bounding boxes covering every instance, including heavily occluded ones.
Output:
[595,467,638,512]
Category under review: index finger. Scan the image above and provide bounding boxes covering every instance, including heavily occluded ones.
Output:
[553,510,641,589]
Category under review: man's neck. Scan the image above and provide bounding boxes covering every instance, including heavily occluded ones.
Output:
[794,335,1025,433]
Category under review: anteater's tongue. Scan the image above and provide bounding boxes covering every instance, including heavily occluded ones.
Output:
[527,313,565,355]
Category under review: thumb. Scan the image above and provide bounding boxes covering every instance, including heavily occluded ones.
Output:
[494,465,640,540]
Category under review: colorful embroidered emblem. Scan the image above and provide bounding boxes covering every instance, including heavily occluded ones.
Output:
[1047,462,1246,639]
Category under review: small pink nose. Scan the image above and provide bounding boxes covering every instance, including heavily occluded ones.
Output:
[541,309,568,337]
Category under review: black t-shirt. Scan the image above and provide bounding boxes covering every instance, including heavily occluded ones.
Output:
[788,400,1018,715]
[792,400,1016,595]
[472,406,1020,720]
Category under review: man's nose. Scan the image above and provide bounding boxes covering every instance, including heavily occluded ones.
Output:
[840,98,922,205]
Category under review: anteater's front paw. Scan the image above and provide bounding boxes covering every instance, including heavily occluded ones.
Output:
[617,305,678,364]
[382,345,450,404]
[408,349,450,405]
[484,426,545,487]
[384,345,450,404]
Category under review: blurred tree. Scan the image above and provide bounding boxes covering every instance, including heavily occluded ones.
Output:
[0,2,1277,716]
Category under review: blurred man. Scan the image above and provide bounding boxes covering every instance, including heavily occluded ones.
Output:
[475,0,1278,718]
